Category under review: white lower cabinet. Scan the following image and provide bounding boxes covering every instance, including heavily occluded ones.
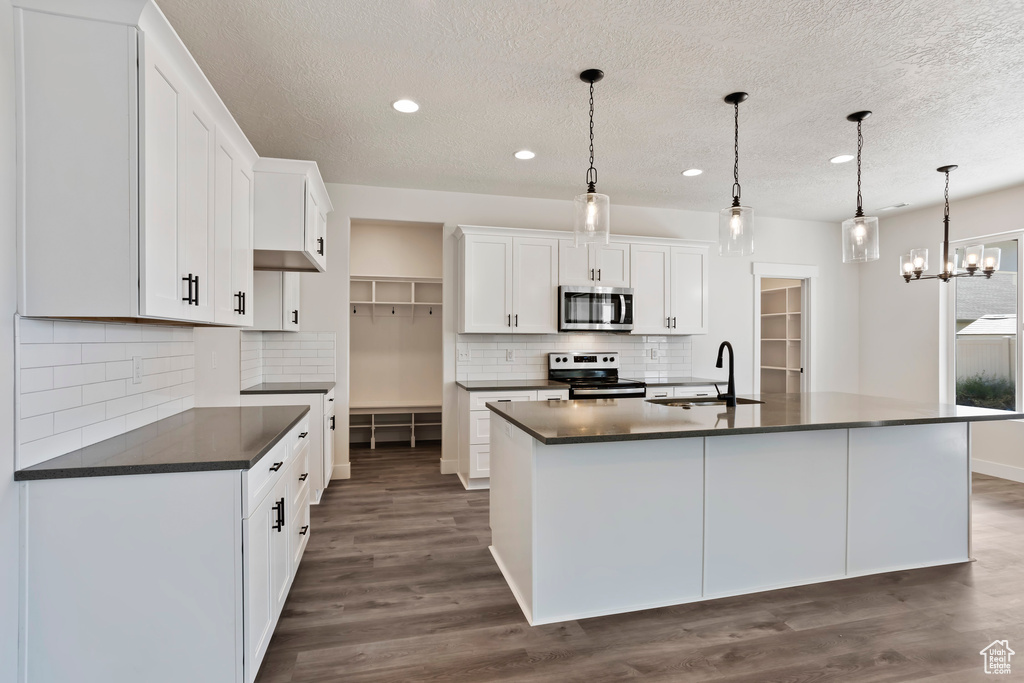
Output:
[457,387,567,489]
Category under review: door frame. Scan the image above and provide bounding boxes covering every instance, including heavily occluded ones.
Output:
[752,263,819,394]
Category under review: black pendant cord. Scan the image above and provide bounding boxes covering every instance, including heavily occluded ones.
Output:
[942,168,951,278]
[855,119,864,218]
[586,80,597,193]
[732,99,741,207]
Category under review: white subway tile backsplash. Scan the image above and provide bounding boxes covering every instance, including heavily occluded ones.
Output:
[239,330,336,388]
[16,318,196,468]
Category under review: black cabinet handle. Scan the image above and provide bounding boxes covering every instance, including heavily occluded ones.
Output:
[317,236,324,255]
[590,268,595,281]
[299,472,308,481]
[292,310,299,325]
[299,525,309,536]
[272,498,285,531]
[507,314,511,327]
[672,317,677,329]
[597,269,601,281]
[330,415,335,430]
[269,461,283,472]
[299,431,308,438]
[514,314,518,327]
[182,274,197,304]
[666,317,671,328]
[329,398,334,402]
[234,291,244,314]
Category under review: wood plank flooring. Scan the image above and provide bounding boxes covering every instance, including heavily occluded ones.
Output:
[256,443,1024,682]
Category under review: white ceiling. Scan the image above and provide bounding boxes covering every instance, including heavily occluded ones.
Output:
[159,0,1024,222]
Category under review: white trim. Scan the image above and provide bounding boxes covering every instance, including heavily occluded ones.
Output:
[972,458,1024,484]
[330,462,350,480]
[439,458,458,475]
[453,224,714,247]
[751,262,820,278]
[488,546,534,625]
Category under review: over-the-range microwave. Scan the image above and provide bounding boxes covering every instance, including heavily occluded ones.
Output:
[558,286,634,332]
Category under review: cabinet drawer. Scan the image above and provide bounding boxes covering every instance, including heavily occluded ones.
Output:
[324,389,336,417]
[647,388,672,399]
[291,440,311,508]
[469,444,490,478]
[536,389,569,401]
[245,440,289,518]
[291,485,311,574]
[468,411,491,445]
[673,385,717,398]
[469,391,536,411]
[292,417,311,457]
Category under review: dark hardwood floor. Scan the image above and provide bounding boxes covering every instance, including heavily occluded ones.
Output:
[256,443,1024,682]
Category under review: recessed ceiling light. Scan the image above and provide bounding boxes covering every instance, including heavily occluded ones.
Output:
[878,203,911,212]
[514,150,535,160]
[830,154,855,164]
[392,99,419,113]
[682,169,703,176]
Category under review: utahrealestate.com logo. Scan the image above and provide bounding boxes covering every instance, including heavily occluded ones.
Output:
[981,640,1015,675]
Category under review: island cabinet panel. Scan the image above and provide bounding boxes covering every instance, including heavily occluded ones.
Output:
[532,436,705,625]
[847,423,970,576]
[703,430,848,598]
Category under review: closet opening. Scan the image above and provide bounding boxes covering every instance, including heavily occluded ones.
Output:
[348,220,444,458]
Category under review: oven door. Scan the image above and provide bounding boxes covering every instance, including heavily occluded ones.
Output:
[559,286,634,332]
[569,385,647,400]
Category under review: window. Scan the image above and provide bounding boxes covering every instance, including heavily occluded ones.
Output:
[950,237,1021,411]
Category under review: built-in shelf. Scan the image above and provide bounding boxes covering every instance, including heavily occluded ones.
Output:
[350,406,442,448]
[760,282,803,394]
[351,277,442,320]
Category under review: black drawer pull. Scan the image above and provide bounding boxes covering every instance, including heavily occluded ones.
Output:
[272,498,285,531]
[330,415,335,430]
[299,525,309,536]
[298,431,308,439]
[268,461,283,472]
[299,473,308,481]
[317,236,324,255]
[292,309,299,325]
[182,274,197,304]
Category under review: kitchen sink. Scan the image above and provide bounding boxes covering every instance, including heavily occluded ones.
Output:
[647,397,765,408]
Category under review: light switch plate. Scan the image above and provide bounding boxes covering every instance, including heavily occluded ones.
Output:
[506,349,515,362]
[132,356,143,384]
[650,348,660,360]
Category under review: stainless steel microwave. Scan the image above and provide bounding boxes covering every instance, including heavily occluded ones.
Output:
[558,286,634,332]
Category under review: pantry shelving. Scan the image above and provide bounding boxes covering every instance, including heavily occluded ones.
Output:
[760,282,803,393]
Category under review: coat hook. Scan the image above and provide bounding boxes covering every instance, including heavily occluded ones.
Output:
[353,305,357,314]
[429,307,433,315]
[392,306,395,315]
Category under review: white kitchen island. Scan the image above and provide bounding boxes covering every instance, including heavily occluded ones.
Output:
[486,392,1022,626]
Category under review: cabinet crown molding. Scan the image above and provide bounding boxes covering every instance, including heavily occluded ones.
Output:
[453,224,713,248]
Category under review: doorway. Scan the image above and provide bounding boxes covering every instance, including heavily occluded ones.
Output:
[753,264,817,394]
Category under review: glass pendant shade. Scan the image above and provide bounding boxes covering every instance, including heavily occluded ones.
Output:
[718,205,753,256]
[573,191,610,247]
[911,248,928,272]
[900,253,914,277]
[946,249,960,276]
[841,215,880,263]
[964,244,984,269]
[983,247,1001,272]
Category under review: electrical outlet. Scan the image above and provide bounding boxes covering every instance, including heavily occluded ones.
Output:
[211,351,218,369]
[457,348,471,362]
[132,356,143,384]
[506,349,515,362]
[503,421,513,437]
[650,348,660,360]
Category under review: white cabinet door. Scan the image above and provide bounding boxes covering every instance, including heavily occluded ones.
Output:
[267,477,291,615]
[183,96,216,322]
[558,240,593,286]
[512,237,559,334]
[140,35,188,321]
[213,130,236,325]
[323,410,335,488]
[232,157,255,327]
[282,271,300,331]
[316,209,328,271]
[630,245,671,335]
[243,482,281,683]
[460,235,513,333]
[304,183,327,271]
[669,246,708,335]
[594,243,630,287]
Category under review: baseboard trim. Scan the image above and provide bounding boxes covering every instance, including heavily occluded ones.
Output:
[973,458,1024,484]
[331,462,351,480]
[440,458,458,475]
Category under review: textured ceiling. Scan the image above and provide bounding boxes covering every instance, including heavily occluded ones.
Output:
[159,0,1024,222]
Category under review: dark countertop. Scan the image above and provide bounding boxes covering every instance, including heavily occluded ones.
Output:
[241,381,336,395]
[457,379,570,391]
[15,406,310,481]
[487,392,1024,445]
[641,376,723,387]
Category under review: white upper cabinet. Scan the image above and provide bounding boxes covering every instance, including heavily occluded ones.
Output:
[253,159,333,273]
[513,237,559,334]
[558,241,630,288]
[213,130,257,326]
[14,0,258,325]
[631,243,709,335]
[458,233,513,333]
[253,271,301,332]
[630,245,672,334]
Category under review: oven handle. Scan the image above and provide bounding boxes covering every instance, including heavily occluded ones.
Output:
[572,387,646,396]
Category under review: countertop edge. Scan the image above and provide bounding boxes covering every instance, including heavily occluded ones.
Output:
[15,405,311,481]
[486,404,1024,446]
[240,384,335,395]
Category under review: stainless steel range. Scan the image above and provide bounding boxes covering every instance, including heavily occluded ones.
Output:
[548,352,646,399]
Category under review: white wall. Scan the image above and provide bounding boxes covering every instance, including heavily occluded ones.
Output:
[325,183,859,473]
[1,2,19,680]
[859,183,1024,478]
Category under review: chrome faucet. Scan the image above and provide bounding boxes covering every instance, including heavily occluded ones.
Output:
[715,341,737,408]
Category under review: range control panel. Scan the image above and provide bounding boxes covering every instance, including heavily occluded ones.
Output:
[548,352,620,369]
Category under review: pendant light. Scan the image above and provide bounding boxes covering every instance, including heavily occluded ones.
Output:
[573,69,610,247]
[719,92,753,256]
[841,111,880,263]
[900,165,1000,283]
